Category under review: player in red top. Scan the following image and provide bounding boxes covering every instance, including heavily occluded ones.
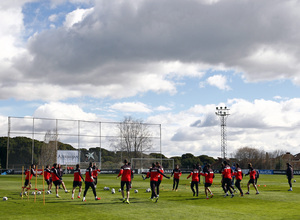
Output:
[233,163,244,196]
[44,165,52,193]
[51,163,70,198]
[156,162,164,197]
[222,161,234,198]
[92,163,101,188]
[21,164,37,197]
[245,163,259,195]
[144,163,170,202]
[82,162,101,202]
[171,164,182,191]
[72,164,84,200]
[117,159,132,204]
[200,164,214,199]
[187,164,200,197]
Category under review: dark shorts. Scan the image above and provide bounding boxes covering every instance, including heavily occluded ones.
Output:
[24,179,30,186]
[53,180,63,186]
[205,183,212,187]
[45,178,52,185]
[248,179,255,184]
[121,181,131,191]
[73,181,82,188]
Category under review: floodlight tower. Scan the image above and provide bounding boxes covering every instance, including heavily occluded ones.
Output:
[215,106,230,159]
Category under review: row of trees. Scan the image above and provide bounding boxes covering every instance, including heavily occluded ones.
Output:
[231,147,289,170]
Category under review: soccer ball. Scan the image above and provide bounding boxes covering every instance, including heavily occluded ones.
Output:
[111,188,115,194]
[31,191,36,195]
[134,189,138,193]
[294,180,296,183]
[46,191,50,194]
[37,191,42,195]
[3,197,8,201]
[146,188,151,193]
[118,188,122,192]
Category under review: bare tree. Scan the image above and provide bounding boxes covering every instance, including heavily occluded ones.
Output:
[117,116,152,160]
[39,130,58,166]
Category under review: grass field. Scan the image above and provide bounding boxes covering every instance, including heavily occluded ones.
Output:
[0,173,299,220]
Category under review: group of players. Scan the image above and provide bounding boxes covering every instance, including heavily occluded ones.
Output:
[21,162,101,201]
[21,159,295,203]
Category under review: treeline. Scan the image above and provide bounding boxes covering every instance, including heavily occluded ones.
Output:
[0,136,216,169]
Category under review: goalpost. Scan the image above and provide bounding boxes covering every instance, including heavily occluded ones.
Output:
[131,158,174,174]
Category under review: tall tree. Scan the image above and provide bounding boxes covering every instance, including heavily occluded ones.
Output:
[117,116,152,160]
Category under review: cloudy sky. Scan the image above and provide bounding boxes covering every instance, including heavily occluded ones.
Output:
[1,0,300,158]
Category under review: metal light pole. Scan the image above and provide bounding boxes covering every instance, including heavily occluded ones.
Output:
[215,106,230,159]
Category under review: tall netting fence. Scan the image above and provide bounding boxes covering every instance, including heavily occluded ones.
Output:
[6,117,161,169]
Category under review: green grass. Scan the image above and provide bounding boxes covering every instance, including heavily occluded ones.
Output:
[0,174,299,220]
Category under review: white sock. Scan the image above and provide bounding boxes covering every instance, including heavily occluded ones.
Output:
[72,193,74,198]
[78,192,81,196]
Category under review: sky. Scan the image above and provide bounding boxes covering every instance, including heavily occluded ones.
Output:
[1,0,300,158]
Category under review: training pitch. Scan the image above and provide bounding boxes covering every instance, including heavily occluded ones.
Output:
[0,174,299,220]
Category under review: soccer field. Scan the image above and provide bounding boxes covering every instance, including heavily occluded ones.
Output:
[0,174,299,220]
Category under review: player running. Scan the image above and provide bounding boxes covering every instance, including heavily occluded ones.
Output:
[44,165,52,193]
[245,163,259,195]
[286,163,294,191]
[51,163,70,198]
[187,164,200,197]
[117,159,132,204]
[82,162,101,202]
[92,163,101,188]
[144,163,170,202]
[171,164,182,191]
[233,163,244,196]
[200,164,214,199]
[21,164,37,197]
[222,161,234,198]
[72,164,84,199]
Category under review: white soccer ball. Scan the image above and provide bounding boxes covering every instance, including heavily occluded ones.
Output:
[3,197,8,201]
[111,188,115,194]
[31,191,36,195]
[146,188,151,193]
[294,179,296,183]
[134,189,138,193]
[118,188,122,192]
[46,191,50,194]
[37,191,42,195]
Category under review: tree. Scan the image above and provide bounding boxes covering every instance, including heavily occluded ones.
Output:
[39,130,58,166]
[117,116,152,160]
[181,153,201,169]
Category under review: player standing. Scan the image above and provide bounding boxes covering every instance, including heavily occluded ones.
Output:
[222,161,234,198]
[245,163,259,195]
[200,164,214,199]
[117,159,132,204]
[171,164,182,191]
[72,164,84,199]
[92,163,101,188]
[21,164,37,197]
[51,163,70,198]
[82,162,101,202]
[44,165,52,193]
[187,164,199,197]
[286,163,294,191]
[233,163,244,196]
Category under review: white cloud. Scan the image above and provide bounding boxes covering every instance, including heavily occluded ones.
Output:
[110,102,152,113]
[206,74,231,90]
[33,102,97,120]
[64,7,94,28]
